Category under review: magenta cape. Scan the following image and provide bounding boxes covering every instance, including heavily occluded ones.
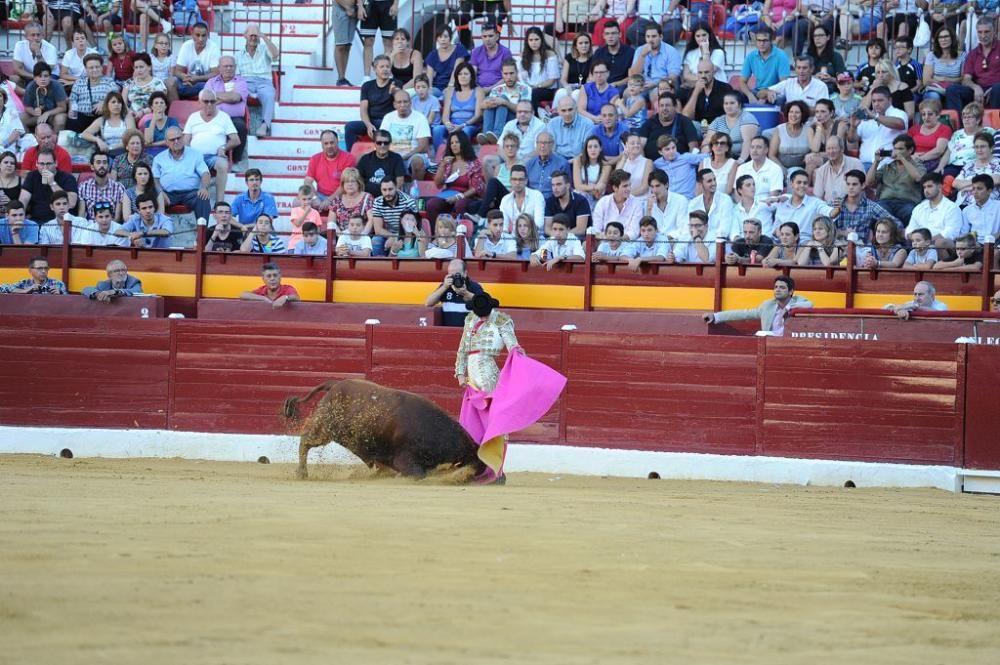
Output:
[459,351,567,445]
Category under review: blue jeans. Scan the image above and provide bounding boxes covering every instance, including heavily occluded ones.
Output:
[371,235,387,256]
[176,81,206,100]
[165,188,211,225]
[481,105,511,137]
[432,124,478,152]
[344,120,370,150]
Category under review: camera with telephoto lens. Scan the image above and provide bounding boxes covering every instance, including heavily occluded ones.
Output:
[450,274,466,289]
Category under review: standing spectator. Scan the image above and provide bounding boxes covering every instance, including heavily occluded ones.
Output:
[945,17,1000,112]
[704,276,813,336]
[37,190,88,245]
[480,59,531,144]
[469,24,513,90]
[174,22,221,100]
[21,123,73,172]
[204,201,243,251]
[525,132,570,198]
[239,213,286,254]
[544,170,590,237]
[811,137,863,205]
[370,177,417,256]
[499,165,545,234]
[847,86,908,171]
[380,89,433,180]
[345,55,396,150]
[518,27,561,110]
[638,92,699,160]
[356,129,405,197]
[78,151,126,219]
[644,168,689,239]
[731,175,776,238]
[204,56,249,161]
[239,262,299,307]
[594,20,634,91]
[230,168,278,231]
[19,149,78,243]
[688,170,735,240]
[358,0,397,83]
[628,23,681,96]
[758,56,829,107]
[703,93,759,163]
[737,26,791,104]
[832,170,901,241]
[11,22,60,89]
[427,131,484,222]
[952,132,1000,207]
[331,0,361,85]
[499,100,545,161]
[304,129,357,210]
[730,136,785,201]
[905,172,962,254]
[866,134,925,221]
[436,63,484,149]
[546,96,594,161]
[960,175,1000,239]
[183,89,239,201]
[0,256,67,294]
[117,192,174,247]
[20,63,68,133]
[67,54,118,133]
[726,218,775,265]
[235,23,278,138]
[592,168,644,238]
[328,168,374,232]
[425,26,468,97]
[680,59,733,125]
[152,126,211,223]
[885,281,948,320]
[772,171,834,241]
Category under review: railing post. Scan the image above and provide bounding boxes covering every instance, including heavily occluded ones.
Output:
[60,217,72,290]
[194,217,206,300]
[325,219,336,303]
[845,233,857,308]
[980,235,994,311]
[583,230,594,311]
[713,237,725,313]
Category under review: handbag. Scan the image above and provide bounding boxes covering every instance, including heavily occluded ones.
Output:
[914,16,931,48]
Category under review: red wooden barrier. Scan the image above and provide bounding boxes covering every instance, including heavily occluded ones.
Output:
[962,344,1000,470]
[0,294,165,318]
[196,299,442,326]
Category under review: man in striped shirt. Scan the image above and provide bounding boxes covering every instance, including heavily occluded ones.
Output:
[370,177,417,257]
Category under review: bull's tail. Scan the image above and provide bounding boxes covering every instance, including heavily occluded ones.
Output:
[282,380,341,422]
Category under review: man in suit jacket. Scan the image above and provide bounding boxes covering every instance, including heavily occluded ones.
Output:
[81,259,144,302]
[702,275,813,336]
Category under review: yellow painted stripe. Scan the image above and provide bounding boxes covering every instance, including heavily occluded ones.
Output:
[592,285,714,310]
[481,283,583,309]
[0,268,65,284]
[721,288,847,310]
[203,275,326,301]
[331,280,585,309]
[854,293,982,312]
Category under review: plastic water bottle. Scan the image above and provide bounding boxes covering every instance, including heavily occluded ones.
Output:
[409,180,423,213]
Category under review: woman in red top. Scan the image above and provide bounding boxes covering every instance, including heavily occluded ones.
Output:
[426,130,485,223]
[908,98,953,173]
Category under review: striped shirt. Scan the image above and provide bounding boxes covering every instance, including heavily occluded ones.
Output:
[69,76,120,114]
[77,178,127,218]
[370,192,416,235]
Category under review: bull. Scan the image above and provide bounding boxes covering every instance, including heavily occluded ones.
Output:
[282,378,485,480]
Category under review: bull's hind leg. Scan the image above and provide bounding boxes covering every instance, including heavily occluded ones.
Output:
[296,417,335,480]
[390,450,427,480]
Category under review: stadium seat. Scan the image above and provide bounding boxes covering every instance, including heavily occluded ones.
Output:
[0,60,13,78]
[168,100,200,126]
[941,109,959,129]
[167,203,192,215]
[478,144,498,158]
[985,109,1000,129]
[351,142,375,159]
[416,180,442,197]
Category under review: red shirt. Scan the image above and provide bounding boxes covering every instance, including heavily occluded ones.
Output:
[110,52,135,82]
[21,146,73,172]
[252,283,299,301]
[962,43,1000,88]
[305,149,356,196]
[908,122,952,154]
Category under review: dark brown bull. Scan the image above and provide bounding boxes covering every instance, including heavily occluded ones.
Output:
[282,378,485,480]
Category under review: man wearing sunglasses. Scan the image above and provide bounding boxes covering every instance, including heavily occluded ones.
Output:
[153,125,212,226]
[82,259,144,301]
[357,129,405,198]
[72,201,128,246]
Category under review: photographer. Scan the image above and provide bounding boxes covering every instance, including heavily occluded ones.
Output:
[0,256,67,294]
[847,86,908,172]
[424,258,484,327]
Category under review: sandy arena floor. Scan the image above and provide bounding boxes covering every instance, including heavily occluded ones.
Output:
[1,454,998,664]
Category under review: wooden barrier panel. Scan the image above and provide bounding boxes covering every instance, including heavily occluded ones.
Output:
[962,345,1000,471]
[759,339,963,465]
[0,316,171,429]
[169,320,367,434]
[562,333,759,454]
[0,294,165,318]
[197,299,442,326]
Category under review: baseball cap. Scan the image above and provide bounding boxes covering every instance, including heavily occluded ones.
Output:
[836,73,853,82]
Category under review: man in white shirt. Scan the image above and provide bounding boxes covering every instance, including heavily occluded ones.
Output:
[530,214,584,269]
[644,169,689,239]
[592,169,646,239]
[669,211,717,264]
[758,56,830,107]
[499,165,545,233]
[499,100,545,162]
[37,191,89,245]
[905,172,962,255]
[174,22,222,99]
[474,211,518,258]
[847,86,908,170]
[731,136,784,202]
[688,169,736,241]
[72,202,127,246]
[961,175,1000,239]
[731,174,776,237]
[183,89,239,203]
[771,171,834,241]
[886,280,949,320]
[380,89,433,181]
[12,22,60,86]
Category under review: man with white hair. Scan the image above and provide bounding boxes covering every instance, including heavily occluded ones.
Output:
[153,126,212,223]
[81,260,144,301]
[183,89,239,200]
[235,23,279,138]
[886,281,949,320]
[205,56,249,161]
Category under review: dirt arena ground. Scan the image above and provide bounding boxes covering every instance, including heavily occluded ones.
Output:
[1,454,998,664]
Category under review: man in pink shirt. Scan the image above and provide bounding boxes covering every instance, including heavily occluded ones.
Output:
[204,56,250,161]
[303,128,357,211]
[947,17,1000,111]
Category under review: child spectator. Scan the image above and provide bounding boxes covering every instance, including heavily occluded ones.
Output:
[288,184,323,251]
[335,214,374,257]
[652,135,703,199]
[594,220,629,261]
[932,234,983,271]
[21,63,68,133]
[530,213,584,269]
[424,216,460,259]
[905,228,938,268]
[239,213,286,254]
[108,33,135,84]
[629,216,670,270]
[514,212,539,260]
[292,221,328,256]
[474,210,517,258]
[388,210,424,258]
[37,190,89,245]
[411,75,440,127]
[614,74,647,130]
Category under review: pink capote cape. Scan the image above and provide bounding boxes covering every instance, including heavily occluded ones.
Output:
[459,351,567,445]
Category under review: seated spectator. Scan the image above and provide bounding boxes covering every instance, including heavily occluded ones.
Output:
[737,26,792,104]
[905,228,939,269]
[614,133,652,198]
[389,210,426,258]
[78,151,127,220]
[517,28,560,110]
[688,170,735,241]
[638,92,699,161]
[545,170,590,237]
[328,168,374,233]
[909,98,952,172]
[769,101,811,172]
[936,102,993,178]
[500,165,545,233]
[513,213,540,260]
[644,169,689,239]
[123,162,167,218]
[668,212,715,264]
[576,60,618,125]
[286,184,324,249]
[680,59,733,124]
[479,60,531,144]
[141,92,178,156]
[529,213,584,269]
[345,55,396,149]
[726,219,776,265]
[731,175,776,238]
[469,23,513,90]
[235,23,278,138]
[427,131,485,222]
[434,63,483,151]
[0,92,28,159]
[804,100,848,178]
[425,25,468,96]
[111,130,152,189]
[183,89,239,201]
[371,177,417,256]
[592,168,644,239]
[230,169,278,232]
[152,126,211,223]
[0,201,28,245]
[628,23,681,96]
[21,123,72,172]
[961,175,1000,239]
[866,134,925,221]
[905,172,962,254]
[204,201,243,252]
[594,221,629,262]
[117,192,174,248]
[933,233,983,271]
[759,56,829,107]
[239,213,286,254]
[37,190,88,244]
[424,258,483,325]
[150,34,178,102]
[412,75,441,127]
[590,103,628,164]
[652,136,704,199]
[204,56,249,161]
[173,23,221,100]
[832,72,862,117]
[500,100,545,161]
[886,280,948,319]
[626,216,670,270]
[356,132,404,201]
[574,136,612,207]
[807,23,845,87]
[835,169,900,241]
[382,89,433,180]
[847,86,908,171]
[729,136,784,201]
[773,171,834,241]
[0,255,67,294]
[594,20,634,90]
[424,216,461,259]
[524,132,570,198]
[812,136,864,205]
[122,53,166,122]
[67,54,118,134]
[108,33,135,85]
[854,217,908,269]
[78,90,133,157]
[704,275,813,336]
[474,210,517,259]
[942,16,1000,112]
[795,216,842,266]
[762,222,801,268]
[702,93,758,164]
[11,23,60,89]
[21,63,68,133]
[699,134,737,196]
[952,132,1000,207]
[335,214,374,257]
[469,132,521,218]
[81,259,143,301]
[19,148,79,243]
[239,262,299,308]
[546,96,595,162]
